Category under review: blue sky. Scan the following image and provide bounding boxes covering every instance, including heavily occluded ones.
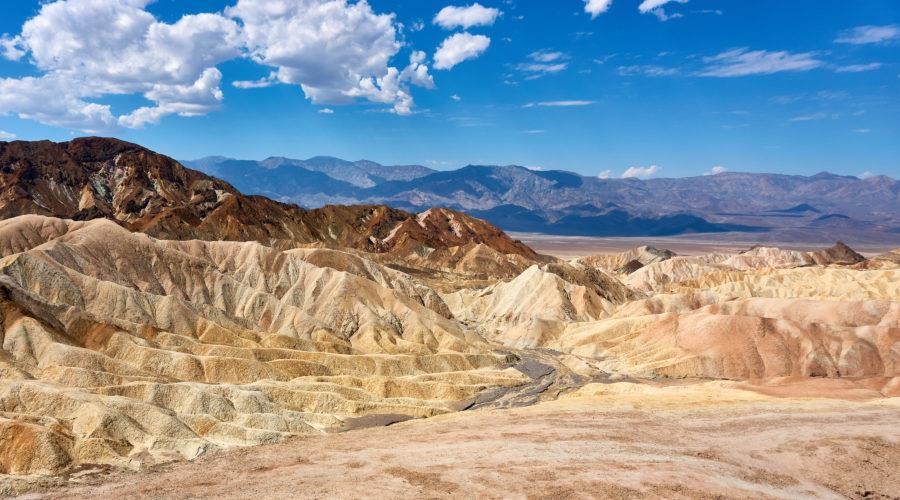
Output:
[0,0,898,179]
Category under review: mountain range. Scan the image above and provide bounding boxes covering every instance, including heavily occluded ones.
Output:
[0,138,534,261]
[184,155,900,242]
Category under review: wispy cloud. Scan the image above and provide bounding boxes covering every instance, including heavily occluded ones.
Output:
[617,65,678,76]
[621,165,660,179]
[699,48,823,77]
[523,100,596,108]
[597,169,612,179]
[522,129,546,134]
[451,94,462,101]
[834,62,882,73]
[853,128,871,134]
[790,112,840,122]
[514,50,569,79]
[835,25,900,45]
[0,130,16,140]
[318,108,334,114]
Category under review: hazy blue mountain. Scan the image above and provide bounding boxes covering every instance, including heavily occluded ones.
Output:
[185,156,900,239]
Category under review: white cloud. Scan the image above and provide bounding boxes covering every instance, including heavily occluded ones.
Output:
[233,72,277,89]
[0,0,241,131]
[529,50,564,63]
[638,0,686,12]
[0,35,25,61]
[583,0,612,18]
[638,0,687,20]
[859,171,877,179]
[523,100,595,108]
[434,32,490,70]
[120,68,227,128]
[228,0,433,116]
[853,128,871,134]
[617,65,678,76]
[434,3,501,30]
[0,0,440,128]
[835,25,900,45]
[0,130,16,140]
[318,108,334,114]
[0,74,117,132]
[650,8,683,21]
[790,112,832,122]
[514,50,569,79]
[704,165,727,175]
[834,62,882,73]
[597,169,612,179]
[451,94,462,101]
[409,19,425,32]
[621,165,660,179]
[700,48,823,77]
[522,129,545,134]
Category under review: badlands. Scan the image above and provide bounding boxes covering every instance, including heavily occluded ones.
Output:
[0,139,898,498]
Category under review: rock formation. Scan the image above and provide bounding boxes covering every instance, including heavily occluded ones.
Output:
[0,138,898,486]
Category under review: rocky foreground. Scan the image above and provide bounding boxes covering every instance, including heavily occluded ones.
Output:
[0,138,898,497]
[33,381,900,499]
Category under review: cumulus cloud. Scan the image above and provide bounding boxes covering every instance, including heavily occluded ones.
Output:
[704,165,727,175]
[699,48,823,77]
[835,25,900,45]
[621,165,660,179]
[0,35,25,61]
[451,94,462,101]
[523,100,595,108]
[0,0,240,130]
[0,130,16,140]
[434,32,490,70]
[583,0,612,18]
[434,3,501,30]
[228,0,433,115]
[597,169,612,179]
[0,0,438,129]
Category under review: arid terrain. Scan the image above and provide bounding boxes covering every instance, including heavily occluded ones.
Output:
[514,232,900,259]
[0,139,898,498]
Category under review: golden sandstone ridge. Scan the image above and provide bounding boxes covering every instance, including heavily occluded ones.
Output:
[0,215,525,475]
[0,138,898,489]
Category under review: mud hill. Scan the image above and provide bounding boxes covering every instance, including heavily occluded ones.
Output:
[0,139,897,497]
